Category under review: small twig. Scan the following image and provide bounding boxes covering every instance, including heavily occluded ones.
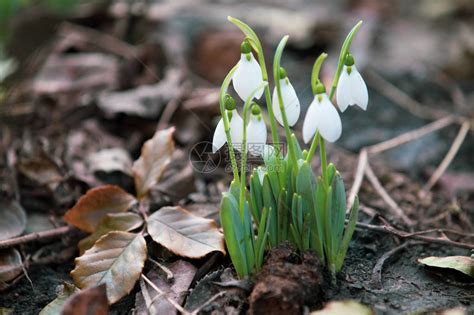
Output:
[371,241,420,289]
[0,226,75,249]
[364,163,415,226]
[366,70,449,120]
[367,116,455,155]
[403,228,474,239]
[423,120,471,192]
[190,291,227,315]
[354,221,474,250]
[157,82,191,130]
[141,274,191,315]
[347,149,367,212]
[149,258,174,281]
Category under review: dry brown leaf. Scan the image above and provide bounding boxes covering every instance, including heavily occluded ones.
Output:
[132,127,175,199]
[78,212,144,254]
[71,231,147,304]
[310,300,373,315]
[0,249,23,288]
[0,201,27,241]
[39,283,79,315]
[64,185,137,232]
[418,256,474,278]
[61,284,109,315]
[147,206,225,259]
[135,260,197,315]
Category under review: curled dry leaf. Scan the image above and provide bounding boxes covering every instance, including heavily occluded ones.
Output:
[132,127,175,199]
[39,282,79,315]
[78,212,144,254]
[71,231,147,304]
[0,201,27,240]
[147,206,225,259]
[418,256,474,278]
[135,260,197,315]
[61,284,109,315]
[0,249,23,289]
[310,300,373,315]
[64,185,137,233]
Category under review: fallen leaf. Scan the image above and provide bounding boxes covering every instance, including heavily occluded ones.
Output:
[17,157,63,190]
[97,69,181,118]
[86,148,133,176]
[0,201,27,241]
[132,127,175,199]
[418,256,474,278]
[71,231,147,304]
[78,212,144,254]
[310,300,373,315]
[0,308,13,315]
[0,249,23,288]
[147,206,225,259]
[39,282,79,315]
[61,284,108,315]
[135,260,197,315]
[64,185,137,232]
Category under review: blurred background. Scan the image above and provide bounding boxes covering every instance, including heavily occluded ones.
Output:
[1,0,473,186]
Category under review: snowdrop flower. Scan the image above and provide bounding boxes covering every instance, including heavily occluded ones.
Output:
[272,67,300,127]
[336,53,368,112]
[232,39,264,102]
[246,104,267,156]
[212,97,244,153]
[303,83,342,143]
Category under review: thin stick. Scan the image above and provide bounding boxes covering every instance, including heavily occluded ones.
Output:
[354,222,474,250]
[0,226,75,249]
[423,120,471,192]
[365,70,448,120]
[371,241,419,289]
[404,228,474,239]
[141,274,191,315]
[364,163,415,226]
[347,149,367,212]
[190,291,226,315]
[367,116,455,155]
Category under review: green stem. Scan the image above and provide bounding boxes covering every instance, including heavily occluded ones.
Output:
[227,16,279,150]
[273,35,297,164]
[319,136,328,187]
[239,82,269,218]
[219,66,240,182]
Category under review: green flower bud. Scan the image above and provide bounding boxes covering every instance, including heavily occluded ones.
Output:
[344,53,355,66]
[315,82,326,95]
[251,103,261,115]
[279,67,287,79]
[241,39,252,54]
[225,95,236,111]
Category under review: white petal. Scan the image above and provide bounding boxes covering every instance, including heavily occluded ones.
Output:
[336,65,351,112]
[212,118,226,153]
[348,65,368,110]
[302,96,320,144]
[247,115,267,156]
[272,78,300,127]
[257,166,265,185]
[317,95,342,143]
[232,54,264,102]
[229,110,244,152]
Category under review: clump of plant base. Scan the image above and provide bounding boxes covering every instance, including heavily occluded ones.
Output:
[215,17,369,278]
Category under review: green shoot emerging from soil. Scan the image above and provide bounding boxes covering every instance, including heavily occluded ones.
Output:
[215,17,368,278]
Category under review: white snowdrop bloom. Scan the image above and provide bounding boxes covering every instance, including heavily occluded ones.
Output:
[246,105,267,156]
[232,40,264,102]
[272,69,300,127]
[336,54,368,112]
[303,92,342,144]
[212,109,244,153]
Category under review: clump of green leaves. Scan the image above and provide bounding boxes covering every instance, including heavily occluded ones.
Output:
[218,17,364,278]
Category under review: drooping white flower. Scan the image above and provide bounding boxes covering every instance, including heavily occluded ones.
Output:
[212,109,244,153]
[336,53,368,112]
[303,92,342,144]
[272,69,300,127]
[232,40,264,102]
[246,104,267,156]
